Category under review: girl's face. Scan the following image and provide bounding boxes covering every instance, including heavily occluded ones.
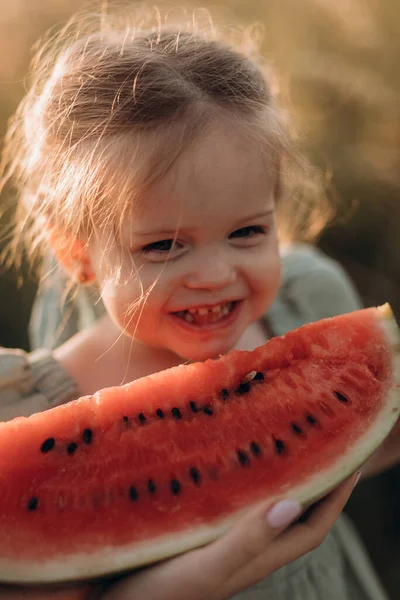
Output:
[88,120,281,362]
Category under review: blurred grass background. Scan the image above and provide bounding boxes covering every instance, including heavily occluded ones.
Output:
[0,0,399,596]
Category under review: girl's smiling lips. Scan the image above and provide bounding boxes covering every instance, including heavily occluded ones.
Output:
[168,300,242,330]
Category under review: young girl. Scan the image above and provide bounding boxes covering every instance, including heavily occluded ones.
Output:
[0,8,394,600]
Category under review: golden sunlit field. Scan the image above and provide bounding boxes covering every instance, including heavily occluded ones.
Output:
[1,0,399,347]
[0,0,399,597]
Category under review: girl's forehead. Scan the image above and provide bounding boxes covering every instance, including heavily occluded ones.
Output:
[172,119,274,186]
[124,120,276,232]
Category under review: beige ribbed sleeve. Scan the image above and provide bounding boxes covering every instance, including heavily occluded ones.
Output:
[0,347,79,422]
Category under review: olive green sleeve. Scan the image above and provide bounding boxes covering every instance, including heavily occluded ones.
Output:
[268,244,363,336]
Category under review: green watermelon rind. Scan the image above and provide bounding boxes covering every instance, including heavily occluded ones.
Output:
[1,305,399,584]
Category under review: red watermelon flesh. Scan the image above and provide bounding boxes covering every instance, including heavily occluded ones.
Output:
[0,305,398,583]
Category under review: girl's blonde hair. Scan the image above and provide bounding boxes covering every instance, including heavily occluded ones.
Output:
[0,5,333,277]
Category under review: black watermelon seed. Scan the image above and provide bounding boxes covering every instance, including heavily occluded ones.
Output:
[203,405,213,416]
[156,409,165,419]
[171,408,182,420]
[189,467,201,485]
[306,414,318,426]
[82,429,93,444]
[122,416,129,423]
[40,438,55,453]
[334,391,349,403]
[235,382,251,395]
[250,441,261,456]
[170,479,181,495]
[237,449,250,466]
[147,479,156,494]
[220,389,229,400]
[27,496,38,511]
[291,423,303,435]
[67,442,78,455]
[138,413,147,424]
[189,401,199,413]
[129,486,138,501]
[275,439,285,454]
[254,372,264,381]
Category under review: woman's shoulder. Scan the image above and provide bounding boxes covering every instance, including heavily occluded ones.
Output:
[0,346,79,421]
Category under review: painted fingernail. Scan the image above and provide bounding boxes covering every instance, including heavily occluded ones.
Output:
[266,499,302,528]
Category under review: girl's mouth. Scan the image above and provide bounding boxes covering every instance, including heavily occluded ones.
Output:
[173,301,237,327]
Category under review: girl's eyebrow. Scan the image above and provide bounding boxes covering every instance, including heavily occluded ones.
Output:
[234,209,275,224]
[131,208,275,237]
[132,229,180,238]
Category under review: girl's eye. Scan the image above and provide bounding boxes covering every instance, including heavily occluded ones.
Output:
[140,239,182,255]
[229,225,266,239]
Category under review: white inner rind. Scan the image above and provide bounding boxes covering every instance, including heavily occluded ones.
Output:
[2,307,400,584]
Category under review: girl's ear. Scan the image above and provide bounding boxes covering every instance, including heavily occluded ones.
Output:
[47,226,96,285]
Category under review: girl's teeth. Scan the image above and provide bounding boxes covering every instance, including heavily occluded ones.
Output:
[176,302,235,325]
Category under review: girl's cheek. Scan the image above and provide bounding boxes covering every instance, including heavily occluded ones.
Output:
[251,252,281,284]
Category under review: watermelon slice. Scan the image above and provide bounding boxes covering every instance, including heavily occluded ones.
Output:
[0,305,399,583]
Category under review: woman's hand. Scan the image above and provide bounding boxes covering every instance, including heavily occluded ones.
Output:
[0,583,93,600]
[0,473,357,600]
[98,473,359,600]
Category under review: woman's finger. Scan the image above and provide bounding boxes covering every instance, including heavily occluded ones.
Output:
[223,472,359,596]
[275,471,360,556]
[197,495,303,589]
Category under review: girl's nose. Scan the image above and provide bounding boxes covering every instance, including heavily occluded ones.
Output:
[184,247,236,290]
